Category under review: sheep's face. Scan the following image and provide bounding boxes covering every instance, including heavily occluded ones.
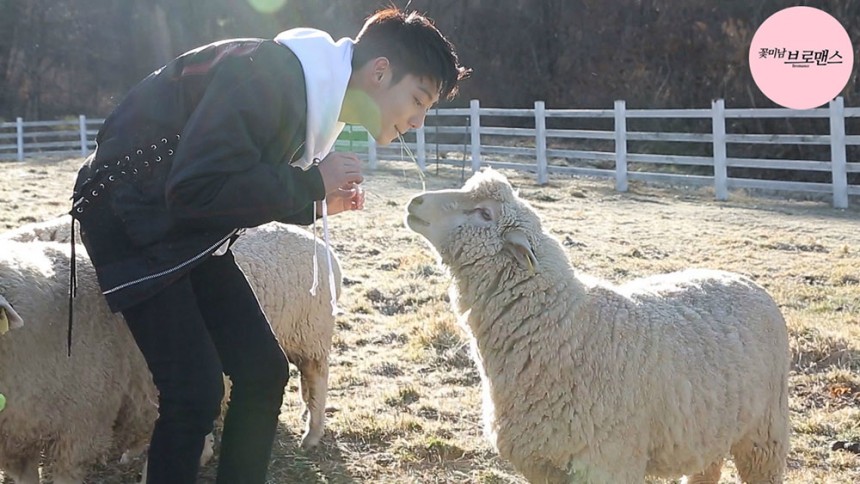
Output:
[405,169,540,273]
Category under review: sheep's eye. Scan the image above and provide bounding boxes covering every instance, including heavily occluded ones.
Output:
[475,207,492,221]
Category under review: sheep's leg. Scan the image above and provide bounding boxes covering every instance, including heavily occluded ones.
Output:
[566,465,646,484]
[297,356,329,448]
[5,454,41,484]
[732,437,784,483]
[517,463,569,483]
[50,427,110,484]
[731,411,788,484]
[731,436,786,483]
[51,460,87,484]
[516,454,645,484]
[139,457,147,484]
[561,445,647,484]
[681,460,724,484]
[200,432,216,466]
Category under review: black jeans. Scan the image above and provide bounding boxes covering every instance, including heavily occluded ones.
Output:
[122,251,289,484]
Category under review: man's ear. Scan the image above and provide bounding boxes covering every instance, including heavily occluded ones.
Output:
[504,229,538,274]
[372,57,390,83]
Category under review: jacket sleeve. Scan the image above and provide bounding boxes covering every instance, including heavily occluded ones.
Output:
[164,46,325,229]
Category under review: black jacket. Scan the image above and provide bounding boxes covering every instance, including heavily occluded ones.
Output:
[71,39,326,312]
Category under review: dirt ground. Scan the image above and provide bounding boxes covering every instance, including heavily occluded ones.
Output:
[1,155,859,483]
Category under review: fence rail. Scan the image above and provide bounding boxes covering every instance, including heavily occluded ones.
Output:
[4,97,859,208]
[374,97,859,208]
[0,116,102,161]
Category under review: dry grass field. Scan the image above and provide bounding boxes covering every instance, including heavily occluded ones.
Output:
[1,156,859,483]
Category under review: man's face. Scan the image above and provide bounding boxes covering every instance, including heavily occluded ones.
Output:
[371,73,440,145]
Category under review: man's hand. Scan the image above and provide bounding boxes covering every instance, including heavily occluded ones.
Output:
[317,182,365,216]
[318,152,363,193]
[316,152,365,216]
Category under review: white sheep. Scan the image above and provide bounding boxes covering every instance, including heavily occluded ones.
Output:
[4,217,340,447]
[0,221,341,482]
[0,240,157,484]
[231,222,342,448]
[404,169,790,484]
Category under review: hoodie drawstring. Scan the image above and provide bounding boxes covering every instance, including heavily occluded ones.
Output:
[67,215,78,357]
[320,199,339,315]
[310,202,320,296]
[309,199,339,316]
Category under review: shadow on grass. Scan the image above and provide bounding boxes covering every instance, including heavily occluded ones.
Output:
[194,422,357,484]
[77,421,356,484]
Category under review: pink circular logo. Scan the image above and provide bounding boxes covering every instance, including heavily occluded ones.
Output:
[749,6,854,109]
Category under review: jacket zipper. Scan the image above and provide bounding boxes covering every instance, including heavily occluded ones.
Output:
[103,229,238,295]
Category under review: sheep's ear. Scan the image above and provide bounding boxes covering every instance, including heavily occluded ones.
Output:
[0,295,23,331]
[504,230,538,274]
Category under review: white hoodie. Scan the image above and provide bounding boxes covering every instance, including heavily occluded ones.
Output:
[274,28,355,170]
[274,28,356,315]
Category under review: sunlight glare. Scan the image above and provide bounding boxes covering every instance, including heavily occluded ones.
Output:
[247,0,288,14]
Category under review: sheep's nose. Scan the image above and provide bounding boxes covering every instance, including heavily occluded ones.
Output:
[410,195,424,207]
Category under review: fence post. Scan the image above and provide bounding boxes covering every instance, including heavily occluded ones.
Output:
[712,99,728,201]
[16,117,24,161]
[830,97,848,209]
[79,115,88,156]
[614,100,628,192]
[535,101,548,185]
[470,99,481,172]
[368,136,377,170]
[416,125,426,171]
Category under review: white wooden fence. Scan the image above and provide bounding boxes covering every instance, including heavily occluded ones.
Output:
[375,97,859,209]
[3,98,858,208]
[0,115,102,161]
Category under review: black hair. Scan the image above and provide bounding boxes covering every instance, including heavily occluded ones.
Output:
[352,7,471,100]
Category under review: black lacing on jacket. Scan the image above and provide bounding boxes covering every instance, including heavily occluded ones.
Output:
[66,135,180,356]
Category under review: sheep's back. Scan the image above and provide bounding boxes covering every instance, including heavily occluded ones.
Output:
[607,268,789,473]
[0,218,342,364]
[232,223,342,362]
[0,215,77,244]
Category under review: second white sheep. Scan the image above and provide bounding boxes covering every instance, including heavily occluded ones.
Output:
[405,169,790,484]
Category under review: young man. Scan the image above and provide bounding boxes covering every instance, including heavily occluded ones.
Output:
[69,7,469,484]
